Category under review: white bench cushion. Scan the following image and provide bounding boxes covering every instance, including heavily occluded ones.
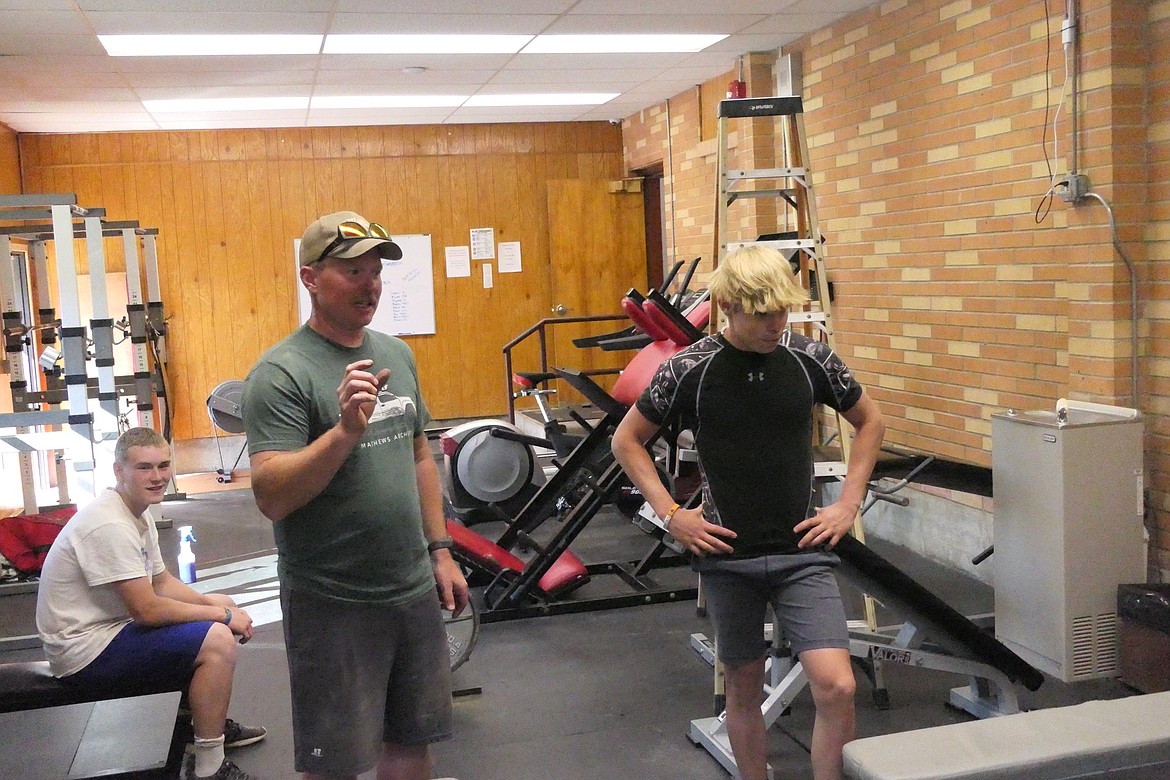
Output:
[843,692,1170,780]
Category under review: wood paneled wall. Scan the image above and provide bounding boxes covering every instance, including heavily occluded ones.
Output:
[0,123,19,195]
[17,123,639,441]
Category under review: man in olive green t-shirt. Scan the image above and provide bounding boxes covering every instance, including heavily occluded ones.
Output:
[242,211,468,780]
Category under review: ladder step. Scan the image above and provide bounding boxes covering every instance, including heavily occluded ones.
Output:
[787,311,828,324]
[726,189,799,205]
[726,167,807,181]
[814,460,847,478]
[726,238,816,252]
[718,95,803,119]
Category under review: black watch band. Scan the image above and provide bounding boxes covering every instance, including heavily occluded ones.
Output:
[427,537,455,554]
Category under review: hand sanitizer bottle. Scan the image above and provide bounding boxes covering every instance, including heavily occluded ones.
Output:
[178,526,197,584]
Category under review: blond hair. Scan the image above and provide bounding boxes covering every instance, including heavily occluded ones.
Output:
[115,427,168,464]
[708,245,810,314]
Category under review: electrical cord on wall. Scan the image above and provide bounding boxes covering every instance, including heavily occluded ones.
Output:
[1035,0,1073,223]
[1081,191,1139,411]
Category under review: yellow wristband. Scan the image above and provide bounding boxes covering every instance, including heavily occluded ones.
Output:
[662,503,681,530]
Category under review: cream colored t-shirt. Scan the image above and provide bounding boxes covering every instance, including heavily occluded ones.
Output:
[35,489,167,678]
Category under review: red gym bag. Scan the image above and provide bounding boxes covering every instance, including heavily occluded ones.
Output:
[0,508,74,578]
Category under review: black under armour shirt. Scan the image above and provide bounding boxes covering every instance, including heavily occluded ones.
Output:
[636,331,863,557]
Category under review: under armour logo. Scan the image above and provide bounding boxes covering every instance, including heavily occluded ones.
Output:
[748,372,764,381]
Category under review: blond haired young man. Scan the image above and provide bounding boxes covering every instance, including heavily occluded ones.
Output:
[612,245,885,780]
[37,426,265,780]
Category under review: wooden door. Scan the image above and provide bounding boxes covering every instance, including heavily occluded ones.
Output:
[545,180,646,407]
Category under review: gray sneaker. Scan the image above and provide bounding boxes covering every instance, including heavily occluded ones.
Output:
[223,719,267,749]
[184,757,254,780]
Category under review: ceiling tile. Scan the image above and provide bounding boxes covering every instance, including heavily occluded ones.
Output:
[0,34,107,56]
[570,0,799,13]
[306,107,458,125]
[335,1,576,13]
[328,14,556,35]
[0,0,76,9]
[0,10,93,36]
[0,1,879,132]
[85,11,330,35]
[539,15,766,35]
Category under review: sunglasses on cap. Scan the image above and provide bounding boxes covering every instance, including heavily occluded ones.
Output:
[316,220,392,264]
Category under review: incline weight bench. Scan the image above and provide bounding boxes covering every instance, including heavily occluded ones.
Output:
[457,294,709,620]
[573,257,706,352]
[446,515,590,602]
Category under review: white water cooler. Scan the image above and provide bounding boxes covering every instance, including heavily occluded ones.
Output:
[992,399,1145,682]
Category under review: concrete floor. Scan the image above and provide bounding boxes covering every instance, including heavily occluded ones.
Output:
[0,477,1141,779]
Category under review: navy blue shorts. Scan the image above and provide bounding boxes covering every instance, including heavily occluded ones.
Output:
[64,621,213,697]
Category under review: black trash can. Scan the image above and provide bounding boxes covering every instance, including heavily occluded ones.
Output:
[1118,583,1170,693]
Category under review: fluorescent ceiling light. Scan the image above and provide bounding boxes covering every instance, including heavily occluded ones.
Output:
[465,93,618,107]
[311,95,467,109]
[144,97,310,113]
[99,34,323,57]
[323,34,532,55]
[521,34,728,54]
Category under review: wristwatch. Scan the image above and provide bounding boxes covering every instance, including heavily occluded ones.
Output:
[427,537,455,554]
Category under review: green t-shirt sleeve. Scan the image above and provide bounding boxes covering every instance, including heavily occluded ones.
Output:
[241,360,313,455]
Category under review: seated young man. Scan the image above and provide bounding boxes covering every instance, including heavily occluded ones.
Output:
[36,427,266,780]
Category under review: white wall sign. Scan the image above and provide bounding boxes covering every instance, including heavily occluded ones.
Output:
[295,233,436,336]
[445,245,471,278]
[498,241,522,273]
[470,227,495,260]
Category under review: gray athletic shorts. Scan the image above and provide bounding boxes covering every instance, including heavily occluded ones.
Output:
[281,586,453,776]
[696,552,849,665]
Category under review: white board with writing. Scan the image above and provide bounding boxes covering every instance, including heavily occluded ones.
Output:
[296,233,436,336]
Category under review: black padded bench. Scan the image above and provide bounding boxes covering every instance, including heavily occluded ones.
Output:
[0,660,187,778]
[0,659,98,713]
[0,659,186,712]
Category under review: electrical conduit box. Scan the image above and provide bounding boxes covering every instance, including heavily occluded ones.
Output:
[991,400,1145,682]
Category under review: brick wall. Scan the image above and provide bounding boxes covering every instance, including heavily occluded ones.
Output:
[1149,0,1170,574]
[622,0,1170,577]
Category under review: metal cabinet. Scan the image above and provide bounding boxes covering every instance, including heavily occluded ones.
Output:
[992,400,1145,682]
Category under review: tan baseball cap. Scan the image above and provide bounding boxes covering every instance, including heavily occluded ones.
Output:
[299,211,403,267]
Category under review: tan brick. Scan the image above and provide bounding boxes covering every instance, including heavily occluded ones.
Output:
[957,6,992,30]
[948,342,981,357]
[942,62,975,83]
[870,42,897,63]
[911,41,940,63]
[907,407,936,424]
[928,146,960,163]
[943,219,978,236]
[940,0,972,22]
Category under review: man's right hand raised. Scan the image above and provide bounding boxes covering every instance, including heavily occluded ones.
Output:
[337,359,390,436]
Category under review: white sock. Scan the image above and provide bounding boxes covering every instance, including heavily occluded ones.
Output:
[193,734,226,778]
